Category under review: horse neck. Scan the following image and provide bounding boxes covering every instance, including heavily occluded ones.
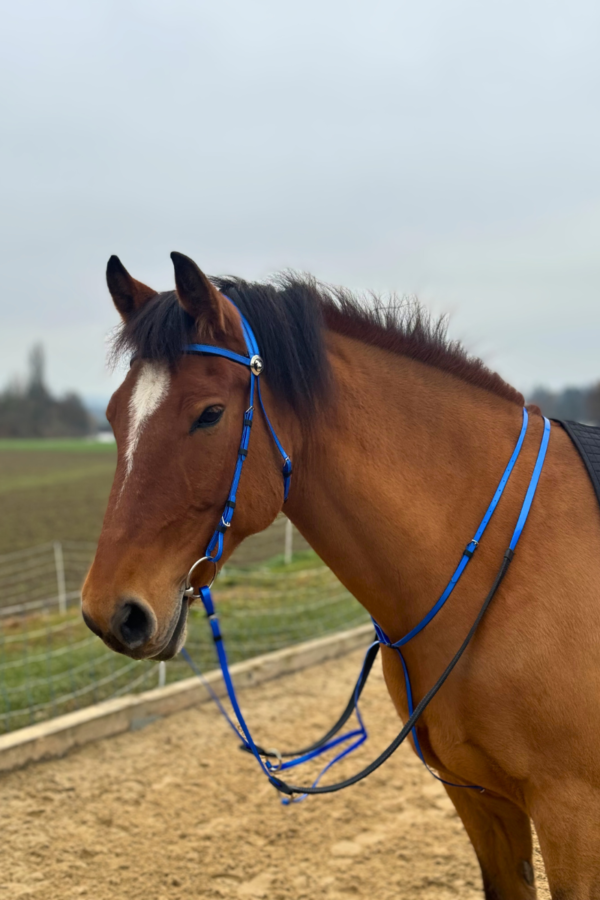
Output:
[285,331,528,638]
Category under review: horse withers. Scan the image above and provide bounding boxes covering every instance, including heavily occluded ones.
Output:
[82,252,600,898]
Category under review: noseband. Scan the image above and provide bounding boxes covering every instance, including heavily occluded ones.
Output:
[177,297,552,801]
[182,299,292,598]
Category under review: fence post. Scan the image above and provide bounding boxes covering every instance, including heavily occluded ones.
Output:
[53,541,67,614]
[284,518,293,565]
[158,661,166,688]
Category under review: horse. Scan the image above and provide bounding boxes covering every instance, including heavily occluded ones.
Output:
[82,251,600,898]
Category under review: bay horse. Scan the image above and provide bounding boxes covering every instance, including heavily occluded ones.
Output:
[82,252,600,898]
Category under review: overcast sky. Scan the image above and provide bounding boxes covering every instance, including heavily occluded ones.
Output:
[1,0,599,402]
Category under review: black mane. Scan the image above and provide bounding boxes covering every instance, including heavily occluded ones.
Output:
[112,275,330,413]
[112,272,523,411]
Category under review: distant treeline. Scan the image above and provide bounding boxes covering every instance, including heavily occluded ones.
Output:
[0,345,93,438]
[2,343,599,438]
[528,384,600,424]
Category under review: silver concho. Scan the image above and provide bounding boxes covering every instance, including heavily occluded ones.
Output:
[250,355,264,376]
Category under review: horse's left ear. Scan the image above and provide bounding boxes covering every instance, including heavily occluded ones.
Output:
[171,252,229,336]
[106,256,157,321]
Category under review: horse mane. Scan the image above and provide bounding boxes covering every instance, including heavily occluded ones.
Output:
[111,273,523,412]
[318,282,524,406]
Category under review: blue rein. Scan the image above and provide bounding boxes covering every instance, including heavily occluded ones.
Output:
[180,297,551,799]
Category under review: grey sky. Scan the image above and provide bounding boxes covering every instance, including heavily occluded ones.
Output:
[1,0,599,401]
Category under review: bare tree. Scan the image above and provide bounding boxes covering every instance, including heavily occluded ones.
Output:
[0,344,93,437]
[587,383,600,425]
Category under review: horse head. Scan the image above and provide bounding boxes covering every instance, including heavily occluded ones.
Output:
[81,253,292,660]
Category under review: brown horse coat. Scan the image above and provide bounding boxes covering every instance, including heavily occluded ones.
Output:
[83,253,600,898]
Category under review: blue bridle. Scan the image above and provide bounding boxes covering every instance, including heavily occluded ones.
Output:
[183,303,292,571]
[179,298,551,800]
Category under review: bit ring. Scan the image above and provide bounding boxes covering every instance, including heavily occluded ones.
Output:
[184,556,218,597]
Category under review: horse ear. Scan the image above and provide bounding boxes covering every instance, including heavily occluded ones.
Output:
[170,251,228,336]
[106,256,157,321]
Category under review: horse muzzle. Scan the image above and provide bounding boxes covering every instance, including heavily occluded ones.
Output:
[82,594,189,661]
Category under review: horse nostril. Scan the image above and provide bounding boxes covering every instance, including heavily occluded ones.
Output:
[113,600,155,650]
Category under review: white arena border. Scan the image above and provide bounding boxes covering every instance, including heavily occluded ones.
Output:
[0,624,372,775]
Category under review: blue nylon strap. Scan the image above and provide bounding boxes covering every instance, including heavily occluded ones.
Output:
[206,375,257,561]
[238,310,260,358]
[180,645,247,740]
[185,344,253,368]
[395,645,482,790]
[379,407,529,649]
[196,588,273,777]
[184,295,293,559]
[188,585,371,802]
[256,379,293,501]
[236,304,293,496]
[184,304,261,367]
[509,417,551,552]
[381,415,551,791]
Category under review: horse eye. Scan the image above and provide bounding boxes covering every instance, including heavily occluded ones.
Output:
[191,405,224,432]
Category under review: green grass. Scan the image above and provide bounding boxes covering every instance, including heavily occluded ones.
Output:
[0,608,152,732]
[0,438,116,452]
[0,440,345,734]
[0,552,369,734]
[222,549,323,578]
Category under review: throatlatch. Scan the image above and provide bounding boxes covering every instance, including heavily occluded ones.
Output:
[179,296,551,800]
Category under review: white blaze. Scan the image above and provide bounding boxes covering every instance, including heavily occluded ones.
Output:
[124,362,170,481]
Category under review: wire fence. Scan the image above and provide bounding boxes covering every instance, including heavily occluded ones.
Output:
[0,523,369,735]
[0,540,96,617]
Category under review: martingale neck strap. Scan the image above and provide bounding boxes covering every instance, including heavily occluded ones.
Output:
[184,299,292,564]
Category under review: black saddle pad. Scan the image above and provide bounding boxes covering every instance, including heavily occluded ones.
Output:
[555,419,600,504]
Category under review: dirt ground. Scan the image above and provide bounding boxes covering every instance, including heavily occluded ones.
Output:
[1,649,550,900]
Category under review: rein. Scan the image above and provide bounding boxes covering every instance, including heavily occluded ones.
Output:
[179,299,551,800]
